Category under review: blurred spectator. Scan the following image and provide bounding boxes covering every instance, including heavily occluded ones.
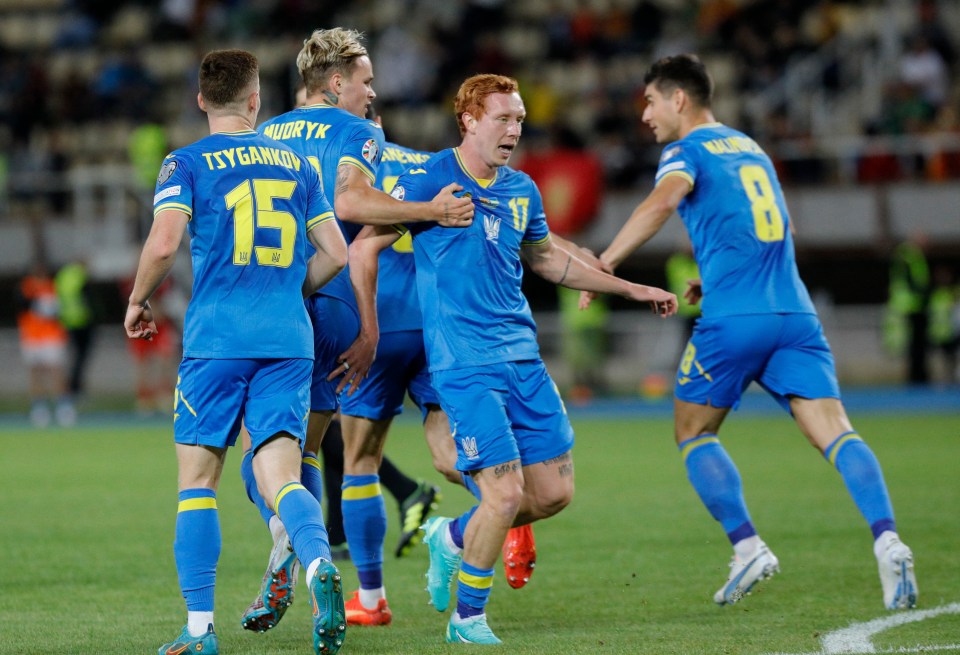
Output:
[55,259,96,401]
[93,51,157,120]
[899,34,949,114]
[915,0,956,74]
[928,265,959,384]
[17,263,74,427]
[887,234,932,384]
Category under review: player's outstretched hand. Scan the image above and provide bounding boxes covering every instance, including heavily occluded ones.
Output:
[627,285,678,317]
[431,183,474,228]
[578,290,598,310]
[329,330,378,395]
[124,301,157,340]
[684,278,702,306]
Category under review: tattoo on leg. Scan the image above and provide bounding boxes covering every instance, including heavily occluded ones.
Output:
[542,453,574,478]
[492,462,521,479]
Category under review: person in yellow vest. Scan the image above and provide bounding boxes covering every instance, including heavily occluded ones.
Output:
[55,259,95,400]
[887,234,931,384]
[928,265,959,384]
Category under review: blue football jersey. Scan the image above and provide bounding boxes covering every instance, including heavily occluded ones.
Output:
[259,104,384,306]
[391,147,550,372]
[375,142,431,333]
[153,130,333,359]
[655,123,815,318]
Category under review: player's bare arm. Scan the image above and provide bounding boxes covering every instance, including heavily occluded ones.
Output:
[334,163,474,227]
[600,174,691,270]
[523,238,678,317]
[303,218,348,298]
[549,232,613,274]
[330,224,403,394]
[125,208,189,340]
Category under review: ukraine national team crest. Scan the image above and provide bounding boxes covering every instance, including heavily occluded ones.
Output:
[483,214,501,242]
[361,138,380,164]
[157,159,177,185]
[461,436,479,460]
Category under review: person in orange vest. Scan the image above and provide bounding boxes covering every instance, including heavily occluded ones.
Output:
[16,263,74,427]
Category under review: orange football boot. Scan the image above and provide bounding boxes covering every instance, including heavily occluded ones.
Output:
[344,590,393,626]
[502,524,536,589]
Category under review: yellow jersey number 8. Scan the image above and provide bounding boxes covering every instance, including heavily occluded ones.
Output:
[225,179,298,268]
[738,165,784,242]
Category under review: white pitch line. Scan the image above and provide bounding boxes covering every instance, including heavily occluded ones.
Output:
[764,602,960,655]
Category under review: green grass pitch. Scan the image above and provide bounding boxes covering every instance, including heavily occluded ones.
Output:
[1,413,957,654]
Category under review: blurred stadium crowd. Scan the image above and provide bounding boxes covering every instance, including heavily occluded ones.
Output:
[2,0,959,192]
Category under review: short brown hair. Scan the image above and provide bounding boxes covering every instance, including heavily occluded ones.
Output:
[297,28,368,95]
[454,74,520,136]
[644,54,713,109]
[199,49,259,108]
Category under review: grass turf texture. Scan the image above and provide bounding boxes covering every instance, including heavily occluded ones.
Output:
[1,414,957,654]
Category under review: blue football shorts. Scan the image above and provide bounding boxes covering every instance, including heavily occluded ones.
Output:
[339,329,439,422]
[431,360,575,472]
[306,294,361,412]
[174,357,311,451]
[674,313,841,412]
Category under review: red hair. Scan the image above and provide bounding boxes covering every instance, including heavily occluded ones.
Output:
[454,74,519,136]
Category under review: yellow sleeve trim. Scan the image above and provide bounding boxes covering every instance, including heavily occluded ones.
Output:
[307,211,335,230]
[458,570,494,589]
[521,235,550,247]
[155,202,192,218]
[178,497,217,513]
[342,482,382,501]
[339,156,376,182]
[657,170,694,189]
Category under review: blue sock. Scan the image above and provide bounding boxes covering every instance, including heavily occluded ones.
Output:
[450,506,478,550]
[301,452,324,505]
[456,561,494,619]
[679,434,756,544]
[824,432,896,539]
[274,483,331,564]
[342,474,386,588]
[240,450,275,527]
[174,488,220,612]
[460,472,482,500]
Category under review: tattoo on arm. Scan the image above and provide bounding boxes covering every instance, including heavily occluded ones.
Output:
[334,166,349,200]
[557,252,573,286]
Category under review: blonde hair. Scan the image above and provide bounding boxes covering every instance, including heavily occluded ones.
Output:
[297,28,368,95]
[453,74,519,137]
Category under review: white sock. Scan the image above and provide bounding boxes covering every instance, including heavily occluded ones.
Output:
[443,524,462,554]
[269,515,285,542]
[874,530,899,559]
[187,612,214,637]
[733,535,762,561]
[306,557,329,582]
[359,586,385,609]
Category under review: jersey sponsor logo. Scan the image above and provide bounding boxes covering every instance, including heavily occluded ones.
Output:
[154,185,181,204]
[461,436,479,460]
[661,146,681,162]
[157,160,178,185]
[361,138,380,164]
[390,185,405,201]
[483,214,501,242]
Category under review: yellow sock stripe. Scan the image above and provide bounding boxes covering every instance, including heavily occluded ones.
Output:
[680,436,720,463]
[178,390,197,417]
[274,482,306,510]
[828,433,863,467]
[458,570,494,590]
[302,455,322,473]
[342,482,382,501]
[178,497,217,512]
